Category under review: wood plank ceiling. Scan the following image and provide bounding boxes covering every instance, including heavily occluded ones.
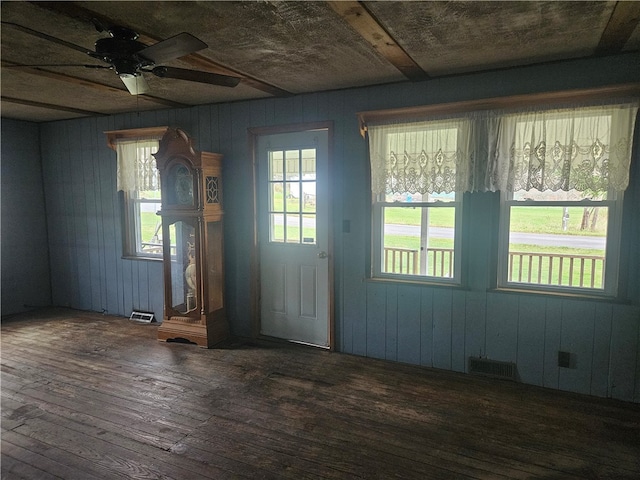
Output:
[2,1,639,123]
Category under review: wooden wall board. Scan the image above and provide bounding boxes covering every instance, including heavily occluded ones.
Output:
[384,284,398,361]
[516,295,546,386]
[543,298,563,390]
[558,300,596,395]
[591,303,613,398]
[609,304,640,402]
[485,292,519,363]
[431,288,452,370]
[419,287,434,367]
[365,282,386,360]
[451,290,466,373]
[396,285,421,365]
[464,291,487,360]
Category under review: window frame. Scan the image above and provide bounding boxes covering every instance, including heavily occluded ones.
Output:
[105,127,167,261]
[372,193,463,284]
[497,189,624,296]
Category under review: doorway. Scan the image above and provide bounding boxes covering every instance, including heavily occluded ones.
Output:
[254,126,332,347]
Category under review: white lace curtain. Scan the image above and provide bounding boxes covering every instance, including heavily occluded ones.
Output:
[116,138,160,192]
[368,102,638,196]
[491,103,638,193]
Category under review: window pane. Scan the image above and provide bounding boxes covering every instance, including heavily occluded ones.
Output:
[513,189,609,202]
[270,213,285,243]
[285,150,300,180]
[285,182,301,212]
[384,191,456,203]
[302,214,316,244]
[508,206,607,289]
[286,214,301,244]
[137,200,162,255]
[301,149,316,180]
[301,181,316,213]
[269,151,284,181]
[269,183,284,212]
[382,206,455,277]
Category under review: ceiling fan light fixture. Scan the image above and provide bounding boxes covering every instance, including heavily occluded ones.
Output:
[119,73,149,95]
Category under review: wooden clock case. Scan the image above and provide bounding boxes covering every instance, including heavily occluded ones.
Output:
[154,128,229,347]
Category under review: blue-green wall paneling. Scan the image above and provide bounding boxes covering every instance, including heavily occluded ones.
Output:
[516,295,546,386]
[18,51,639,401]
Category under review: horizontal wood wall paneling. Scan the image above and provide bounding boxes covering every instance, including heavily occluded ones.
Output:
[485,292,519,363]
[516,295,546,386]
[385,285,398,361]
[558,300,596,395]
[366,282,386,360]
[543,298,563,390]
[591,303,613,398]
[609,304,640,402]
[396,285,421,365]
[431,288,452,370]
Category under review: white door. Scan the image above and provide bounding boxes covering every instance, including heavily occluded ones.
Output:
[257,130,330,347]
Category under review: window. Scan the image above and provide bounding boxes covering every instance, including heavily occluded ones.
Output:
[267,148,317,244]
[368,118,470,283]
[364,95,638,294]
[107,127,167,259]
[119,139,161,258]
[496,104,637,295]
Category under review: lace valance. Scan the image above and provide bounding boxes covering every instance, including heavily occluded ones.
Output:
[116,138,160,192]
[368,118,475,195]
[492,103,638,193]
[368,102,638,196]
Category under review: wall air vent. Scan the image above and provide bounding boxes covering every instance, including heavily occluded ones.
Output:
[468,357,517,381]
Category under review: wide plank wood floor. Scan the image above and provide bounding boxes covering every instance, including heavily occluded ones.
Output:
[1,308,639,479]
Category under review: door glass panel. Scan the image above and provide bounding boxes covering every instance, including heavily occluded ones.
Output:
[270,213,285,242]
[286,215,301,243]
[302,214,316,244]
[285,150,300,179]
[268,147,317,244]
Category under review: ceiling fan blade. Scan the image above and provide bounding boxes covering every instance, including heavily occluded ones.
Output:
[138,33,207,64]
[4,64,111,69]
[120,74,150,95]
[151,66,241,88]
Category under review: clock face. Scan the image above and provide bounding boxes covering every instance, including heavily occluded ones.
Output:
[173,165,193,205]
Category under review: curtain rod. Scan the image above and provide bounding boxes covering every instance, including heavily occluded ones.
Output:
[356,83,640,137]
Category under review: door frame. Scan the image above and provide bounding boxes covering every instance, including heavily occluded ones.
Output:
[248,121,335,350]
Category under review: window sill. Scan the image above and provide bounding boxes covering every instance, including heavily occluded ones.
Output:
[489,286,627,304]
[122,255,163,263]
[367,276,466,290]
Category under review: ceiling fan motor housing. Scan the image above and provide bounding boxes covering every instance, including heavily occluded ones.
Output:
[93,36,152,75]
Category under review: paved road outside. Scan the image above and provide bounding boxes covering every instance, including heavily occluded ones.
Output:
[384,224,606,249]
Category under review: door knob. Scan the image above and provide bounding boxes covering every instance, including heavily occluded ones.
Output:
[317,251,328,259]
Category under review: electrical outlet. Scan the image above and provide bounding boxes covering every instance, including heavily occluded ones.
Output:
[558,351,572,368]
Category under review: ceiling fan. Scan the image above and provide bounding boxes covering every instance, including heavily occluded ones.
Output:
[7,23,241,95]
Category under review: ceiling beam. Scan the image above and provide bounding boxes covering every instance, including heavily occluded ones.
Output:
[596,1,640,55]
[326,0,429,82]
[29,1,293,97]
[2,60,187,108]
[1,96,106,116]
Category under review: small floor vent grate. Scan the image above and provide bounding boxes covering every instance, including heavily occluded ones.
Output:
[129,311,155,324]
[468,357,516,381]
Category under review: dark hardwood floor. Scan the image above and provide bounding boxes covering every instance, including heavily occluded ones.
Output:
[1,308,639,479]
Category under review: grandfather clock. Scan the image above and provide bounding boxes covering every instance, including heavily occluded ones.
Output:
[154,128,229,347]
